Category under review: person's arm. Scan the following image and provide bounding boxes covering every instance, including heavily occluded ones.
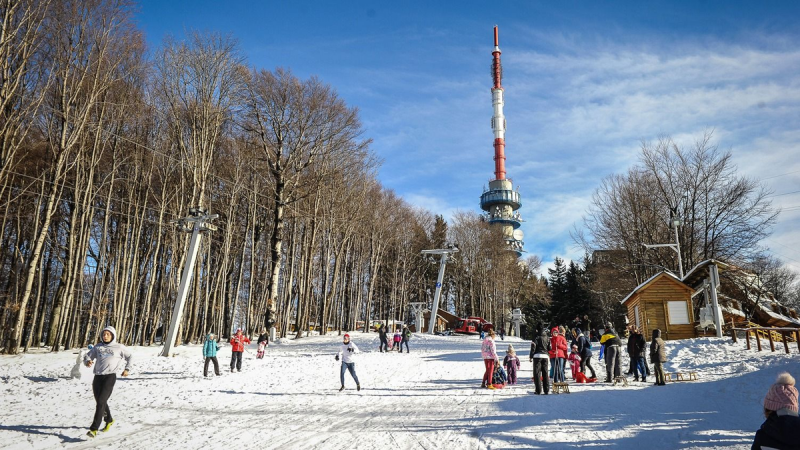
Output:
[83,345,97,367]
[121,346,132,376]
[352,342,360,354]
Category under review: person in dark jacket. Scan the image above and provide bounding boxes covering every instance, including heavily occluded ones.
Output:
[400,325,412,353]
[575,328,597,379]
[529,323,551,395]
[752,372,800,450]
[650,329,667,385]
[600,324,622,382]
[377,324,389,352]
[629,327,647,382]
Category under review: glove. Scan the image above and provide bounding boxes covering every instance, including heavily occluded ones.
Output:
[335,355,339,361]
[121,369,129,377]
[347,348,353,353]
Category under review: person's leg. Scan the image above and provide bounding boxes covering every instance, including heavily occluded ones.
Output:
[340,362,346,387]
[212,357,220,375]
[542,359,550,393]
[230,353,236,372]
[204,357,210,376]
[533,360,542,393]
[560,358,567,381]
[549,358,555,378]
[637,357,646,380]
[613,347,622,377]
[605,346,614,381]
[236,351,243,371]
[347,363,360,385]
[90,374,116,431]
[404,341,409,352]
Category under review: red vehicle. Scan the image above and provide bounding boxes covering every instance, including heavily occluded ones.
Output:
[453,317,493,335]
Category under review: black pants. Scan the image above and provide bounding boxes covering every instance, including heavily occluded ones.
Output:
[533,358,550,394]
[379,338,389,352]
[204,357,220,376]
[580,354,597,378]
[400,341,409,353]
[231,351,243,371]
[90,374,116,431]
[605,345,621,380]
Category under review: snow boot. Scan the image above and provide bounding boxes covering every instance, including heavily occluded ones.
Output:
[339,385,345,392]
[101,420,114,432]
[86,430,97,438]
[641,377,646,383]
[357,384,361,391]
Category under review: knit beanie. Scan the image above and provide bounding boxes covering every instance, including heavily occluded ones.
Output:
[764,372,798,413]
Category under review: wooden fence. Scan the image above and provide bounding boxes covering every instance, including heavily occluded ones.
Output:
[731,326,800,354]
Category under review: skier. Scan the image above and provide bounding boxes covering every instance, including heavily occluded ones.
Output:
[752,372,800,449]
[600,323,622,382]
[529,322,551,395]
[203,333,221,377]
[377,324,389,353]
[400,325,411,353]
[83,326,132,438]
[503,345,521,385]
[257,328,269,359]
[575,328,597,379]
[481,329,499,389]
[649,329,667,386]
[229,329,250,372]
[336,333,361,391]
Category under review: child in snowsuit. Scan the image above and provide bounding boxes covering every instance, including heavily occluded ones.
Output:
[203,333,221,376]
[229,329,251,372]
[392,330,401,351]
[257,328,269,359]
[568,344,582,380]
[336,333,361,391]
[503,345,521,385]
[83,326,132,438]
[752,372,800,450]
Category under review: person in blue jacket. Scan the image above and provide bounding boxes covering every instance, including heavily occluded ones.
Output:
[203,333,221,377]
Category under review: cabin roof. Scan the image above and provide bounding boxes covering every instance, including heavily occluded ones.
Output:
[620,271,693,306]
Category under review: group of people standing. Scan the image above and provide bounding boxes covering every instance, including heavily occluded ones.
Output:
[377,323,412,353]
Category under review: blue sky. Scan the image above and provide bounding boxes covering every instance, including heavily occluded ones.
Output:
[136,1,800,275]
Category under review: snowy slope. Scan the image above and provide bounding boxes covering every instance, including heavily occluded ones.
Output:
[1,333,798,449]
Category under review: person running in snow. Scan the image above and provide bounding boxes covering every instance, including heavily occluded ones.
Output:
[481,329,499,389]
[649,329,667,386]
[574,328,597,379]
[629,326,647,382]
[503,345,521,385]
[83,326,132,438]
[752,372,800,450]
[229,329,250,372]
[568,344,582,380]
[203,333,221,377]
[257,328,269,359]
[392,329,401,351]
[377,324,389,353]
[529,322,551,395]
[400,325,412,353]
[600,323,622,382]
[336,333,361,391]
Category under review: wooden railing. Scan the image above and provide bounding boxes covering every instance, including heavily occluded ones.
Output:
[731,326,800,354]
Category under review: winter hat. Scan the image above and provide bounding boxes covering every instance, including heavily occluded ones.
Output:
[102,326,117,343]
[343,333,350,340]
[764,372,798,413]
[551,327,559,335]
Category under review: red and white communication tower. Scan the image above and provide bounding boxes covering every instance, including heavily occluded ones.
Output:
[480,26,524,255]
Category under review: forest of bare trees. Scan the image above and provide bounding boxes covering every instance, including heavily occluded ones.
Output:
[0,0,535,354]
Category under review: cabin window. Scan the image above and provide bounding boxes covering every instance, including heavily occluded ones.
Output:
[634,305,641,328]
[667,301,690,325]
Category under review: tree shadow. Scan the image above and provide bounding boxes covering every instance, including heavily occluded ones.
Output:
[0,424,84,444]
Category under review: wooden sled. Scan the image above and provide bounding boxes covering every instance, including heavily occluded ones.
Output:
[552,382,570,393]
[613,376,629,386]
[666,372,698,382]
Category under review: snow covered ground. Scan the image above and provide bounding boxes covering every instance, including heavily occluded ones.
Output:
[1,333,798,449]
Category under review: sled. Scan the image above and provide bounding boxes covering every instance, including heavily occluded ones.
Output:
[613,376,629,387]
[666,372,698,382]
[552,382,570,393]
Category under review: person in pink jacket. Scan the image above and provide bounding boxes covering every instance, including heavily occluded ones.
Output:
[550,327,568,383]
[568,344,582,380]
[481,329,499,389]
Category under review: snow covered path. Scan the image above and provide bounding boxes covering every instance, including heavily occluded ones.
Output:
[1,333,798,449]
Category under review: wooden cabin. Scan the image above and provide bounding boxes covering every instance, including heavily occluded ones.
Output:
[621,272,697,341]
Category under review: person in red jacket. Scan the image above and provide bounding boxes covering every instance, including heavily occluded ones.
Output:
[549,327,568,383]
[229,329,251,373]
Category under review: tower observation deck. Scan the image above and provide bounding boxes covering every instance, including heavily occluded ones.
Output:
[479,26,524,255]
